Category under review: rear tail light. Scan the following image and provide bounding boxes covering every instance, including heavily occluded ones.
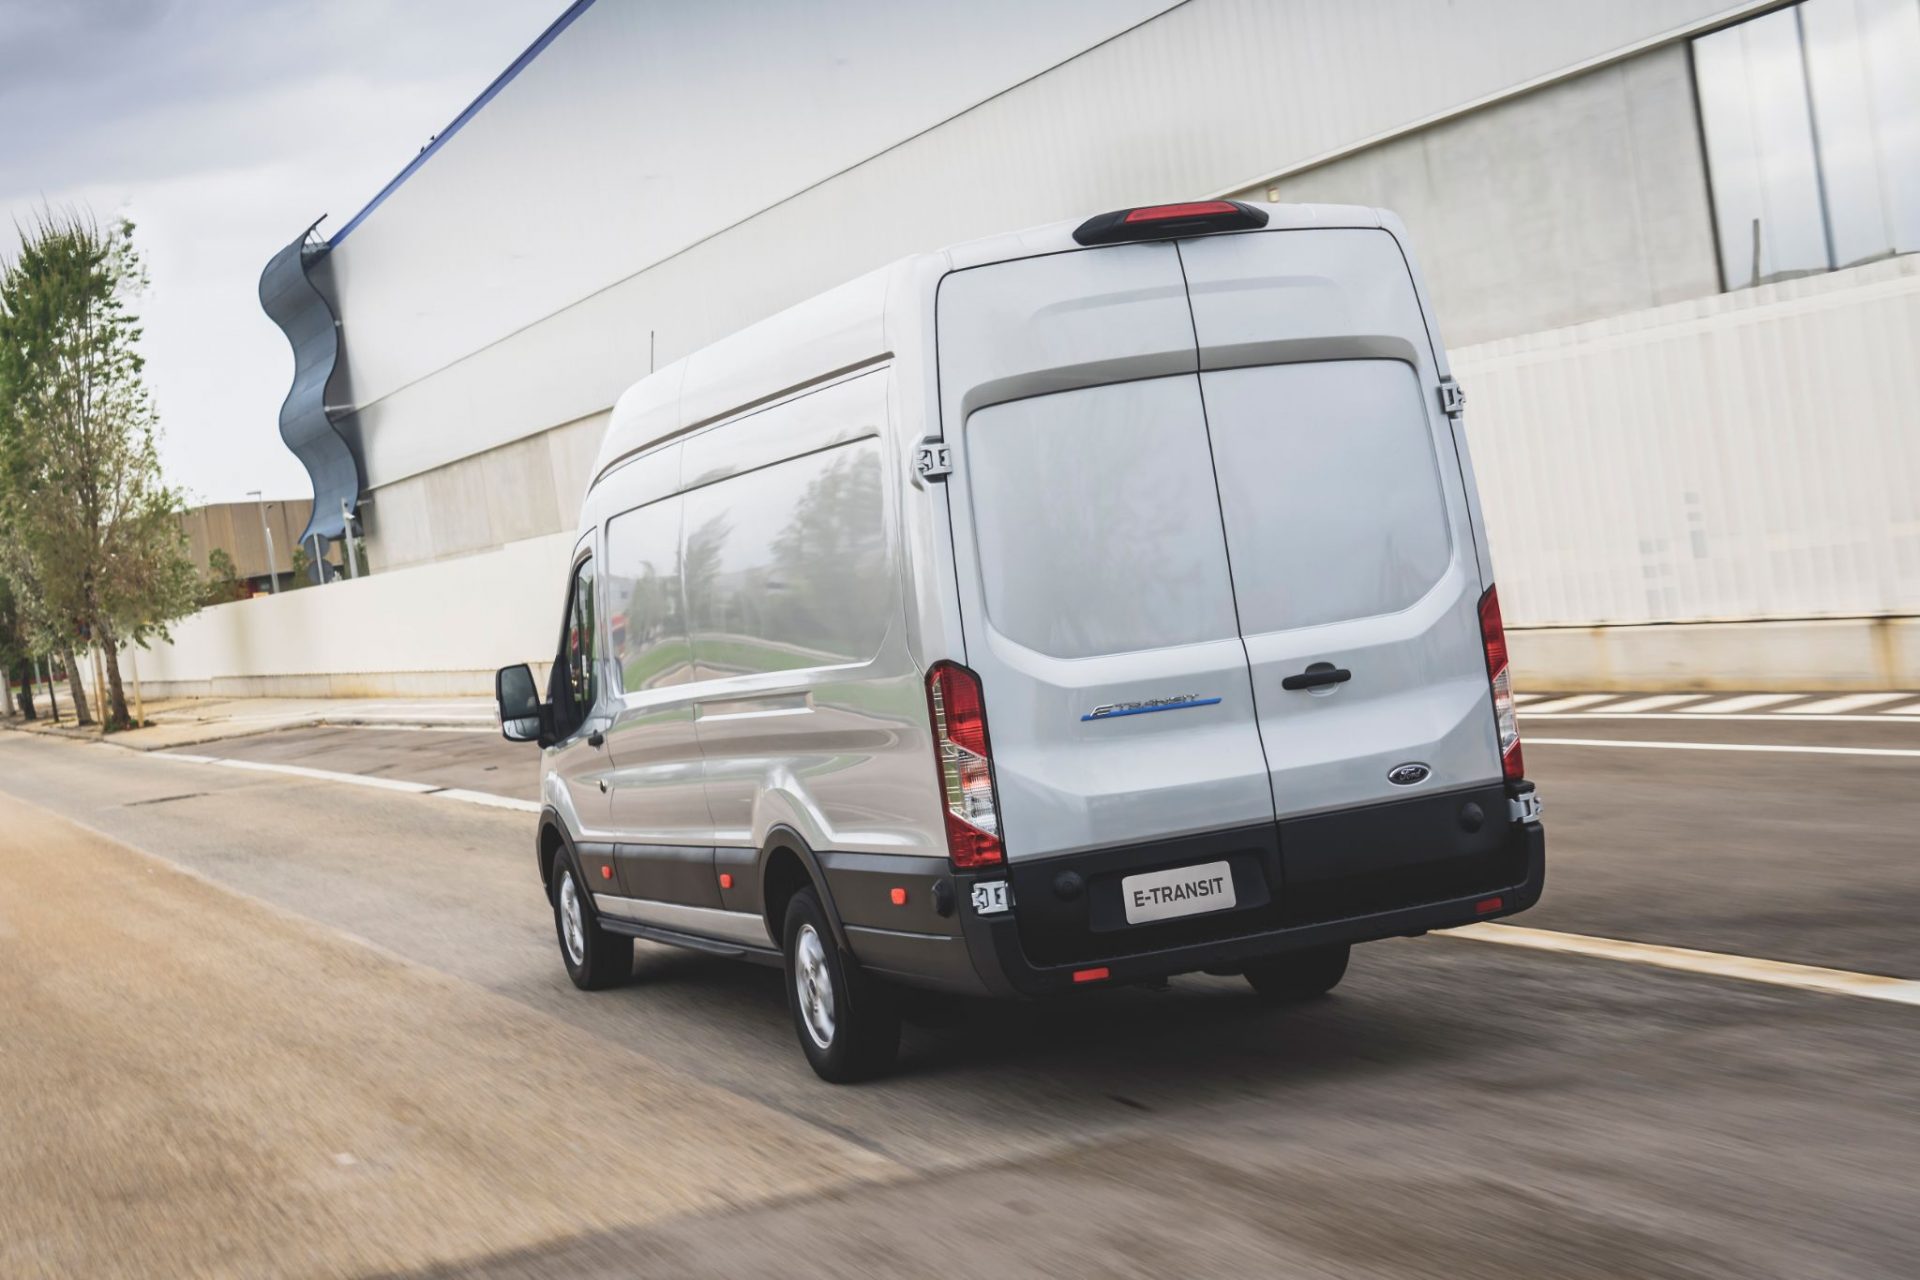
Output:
[1072,199,1268,246]
[1477,585,1524,783]
[926,661,1004,868]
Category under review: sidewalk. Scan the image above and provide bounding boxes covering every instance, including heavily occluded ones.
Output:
[0,693,495,750]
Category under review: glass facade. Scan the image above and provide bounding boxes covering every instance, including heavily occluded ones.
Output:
[1695,0,1920,288]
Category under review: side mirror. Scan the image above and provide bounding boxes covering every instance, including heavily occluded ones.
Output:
[495,663,546,744]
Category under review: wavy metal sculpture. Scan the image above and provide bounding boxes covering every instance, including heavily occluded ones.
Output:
[259,220,360,550]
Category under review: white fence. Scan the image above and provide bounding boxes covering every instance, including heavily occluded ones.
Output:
[128,531,574,697]
[1460,254,1920,628]
[131,256,1920,696]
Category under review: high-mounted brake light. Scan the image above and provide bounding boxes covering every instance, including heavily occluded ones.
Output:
[1478,585,1524,783]
[1072,199,1268,246]
[926,661,1004,869]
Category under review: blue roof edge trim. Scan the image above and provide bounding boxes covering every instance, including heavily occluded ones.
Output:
[325,0,598,250]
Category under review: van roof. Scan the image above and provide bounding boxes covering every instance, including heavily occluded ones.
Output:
[590,202,1388,485]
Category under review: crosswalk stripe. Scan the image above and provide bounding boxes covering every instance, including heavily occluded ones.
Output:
[1591,694,1710,713]
[1511,693,1545,704]
[1680,694,1802,714]
[1878,699,1920,715]
[1518,694,1617,714]
[1781,692,1912,714]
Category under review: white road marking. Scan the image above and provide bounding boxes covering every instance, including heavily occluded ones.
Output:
[1681,693,1802,714]
[159,750,536,812]
[1529,737,1920,760]
[1442,923,1920,1007]
[326,722,497,736]
[209,758,441,793]
[1511,693,1545,704]
[434,788,543,813]
[1519,694,1618,714]
[1595,694,1711,713]
[1781,692,1913,715]
[1879,699,1920,715]
[1519,711,1920,723]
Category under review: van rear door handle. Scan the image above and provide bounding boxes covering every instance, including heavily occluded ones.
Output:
[1281,665,1351,691]
[587,729,605,748]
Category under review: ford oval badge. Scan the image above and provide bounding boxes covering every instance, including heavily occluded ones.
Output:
[1387,762,1431,787]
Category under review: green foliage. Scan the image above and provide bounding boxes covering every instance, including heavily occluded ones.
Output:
[0,208,201,727]
[203,547,246,605]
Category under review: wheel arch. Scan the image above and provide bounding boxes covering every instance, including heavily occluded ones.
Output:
[758,825,850,951]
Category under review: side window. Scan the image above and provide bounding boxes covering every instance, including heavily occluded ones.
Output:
[682,438,890,677]
[552,556,599,735]
[604,498,690,692]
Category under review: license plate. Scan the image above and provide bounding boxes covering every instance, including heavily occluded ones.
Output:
[1121,860,1236,925]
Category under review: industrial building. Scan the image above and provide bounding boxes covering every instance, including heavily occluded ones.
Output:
[142,0,1920,696]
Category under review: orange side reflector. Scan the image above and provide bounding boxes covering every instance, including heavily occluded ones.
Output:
[889,887,908,906]
[600,865,613,881]
[1475,896,1504,915]
[1072,967,1110,984]
[719,873,734,890]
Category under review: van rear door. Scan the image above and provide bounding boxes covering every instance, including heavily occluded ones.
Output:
[1175,228,1503,821]
[936,244,1275,860]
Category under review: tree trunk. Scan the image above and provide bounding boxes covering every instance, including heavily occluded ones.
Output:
[1,667,13,717]
[100,625,130,728]
[13,661,34,721]
[60,646,93,726]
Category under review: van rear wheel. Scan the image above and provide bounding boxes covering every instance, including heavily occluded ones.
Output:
[783,888,900,1082]
[1243,944,1349,1002]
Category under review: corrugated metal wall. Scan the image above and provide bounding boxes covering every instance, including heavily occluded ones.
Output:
[1460,254,1920,626]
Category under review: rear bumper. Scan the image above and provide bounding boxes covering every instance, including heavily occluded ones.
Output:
[953,785,1545,998]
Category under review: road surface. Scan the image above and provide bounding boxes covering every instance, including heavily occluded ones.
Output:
[1,695,1916,1277]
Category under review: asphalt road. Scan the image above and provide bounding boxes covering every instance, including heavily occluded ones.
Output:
[1,706,1916,1277]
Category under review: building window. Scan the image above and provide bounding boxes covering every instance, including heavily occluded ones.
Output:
[1694,0,1920,288]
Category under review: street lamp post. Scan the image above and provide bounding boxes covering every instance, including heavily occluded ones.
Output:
[247,490,279,594]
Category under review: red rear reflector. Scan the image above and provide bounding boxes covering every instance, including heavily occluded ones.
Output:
[890,887,908,906]
[718,873,733,890]
[1476,896,1504,915]
[1073,967,1110,984]
[599,865,613,880]
[1123,200,1239,223]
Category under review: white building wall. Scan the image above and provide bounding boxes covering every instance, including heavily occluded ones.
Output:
[137,253,1920,696]
[1461,254,1920,628]
[326,0,1766,499]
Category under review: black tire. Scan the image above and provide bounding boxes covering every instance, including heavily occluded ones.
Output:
[551,858,631,990]
[783,888,900,1082]
[1243,943,1350,1002]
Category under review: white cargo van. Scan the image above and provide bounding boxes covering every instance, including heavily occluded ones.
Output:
[495,200,1545,1081]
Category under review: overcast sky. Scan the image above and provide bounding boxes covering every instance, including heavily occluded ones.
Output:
[0,0,557,504]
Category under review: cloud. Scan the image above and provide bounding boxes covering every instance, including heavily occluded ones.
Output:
[0,0,553,502]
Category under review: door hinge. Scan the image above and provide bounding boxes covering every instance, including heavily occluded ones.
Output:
[1438,378,1466,419]
[913,438,952,484]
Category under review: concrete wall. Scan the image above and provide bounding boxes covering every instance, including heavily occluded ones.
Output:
[127,530,574,697]
[323,0,1766,554]
[363,412,603,572]
[1459,253,1920,628]
[139,249,1919,697]
[1241,44,1721,347]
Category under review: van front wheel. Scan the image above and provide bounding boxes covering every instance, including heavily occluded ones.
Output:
[1243,944,1350,1002]
[552,862,631,990]
[783,888,900,1082]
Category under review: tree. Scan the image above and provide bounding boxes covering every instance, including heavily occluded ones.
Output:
[0,210,199,729]
[203,547,246,605]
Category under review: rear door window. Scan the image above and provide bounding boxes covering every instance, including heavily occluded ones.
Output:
[1203,359,1452,631]
[965,374,1238,659]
